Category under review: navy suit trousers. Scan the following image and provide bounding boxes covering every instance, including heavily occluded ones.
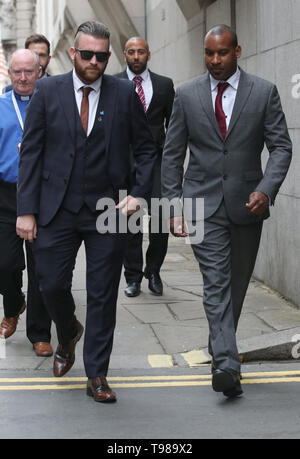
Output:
[32,204,127,377]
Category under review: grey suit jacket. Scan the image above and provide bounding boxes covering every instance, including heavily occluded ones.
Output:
[161,68,292,225]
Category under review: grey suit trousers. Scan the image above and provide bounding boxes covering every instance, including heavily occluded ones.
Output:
[191,200,262,373]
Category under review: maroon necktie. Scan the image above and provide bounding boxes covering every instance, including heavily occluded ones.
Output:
[80,87,93,134]
[215,82,229,139]
[133,76,147,112]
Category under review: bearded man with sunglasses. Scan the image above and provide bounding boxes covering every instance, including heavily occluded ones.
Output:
[16,21,157,403]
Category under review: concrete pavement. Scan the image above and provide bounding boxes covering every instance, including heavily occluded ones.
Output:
[1,234,300,373]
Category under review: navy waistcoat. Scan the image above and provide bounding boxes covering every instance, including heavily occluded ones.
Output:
[62,108,114,214]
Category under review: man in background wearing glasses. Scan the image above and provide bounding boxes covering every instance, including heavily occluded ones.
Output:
[16,21,157,403]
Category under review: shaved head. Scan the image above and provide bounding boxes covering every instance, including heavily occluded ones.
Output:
[123,36,150,75]
[205,24,238,48]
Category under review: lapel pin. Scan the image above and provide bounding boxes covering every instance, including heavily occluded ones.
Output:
[98,110,105,122]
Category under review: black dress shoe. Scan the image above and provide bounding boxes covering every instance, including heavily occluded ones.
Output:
[146,272,163,296]
[223,380,243,398]
[53,320,84,377]
[124,282,141,297]
[211,359,243,380]
[212,368,243,397]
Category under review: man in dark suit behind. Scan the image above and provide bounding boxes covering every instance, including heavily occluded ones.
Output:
[115,37,175,298]
[16,21,157,403]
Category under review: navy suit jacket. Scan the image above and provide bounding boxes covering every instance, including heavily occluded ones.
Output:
[17,71,157,226]
[115,70,174,152]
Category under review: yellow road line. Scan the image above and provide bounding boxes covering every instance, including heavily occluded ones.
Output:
[0,370,299,392]
[240,370,300,377]
[0,370,300,384]
[0,377,300,391]
[0,375,212,383]
[242,377,300,384]
[0,385,86,391]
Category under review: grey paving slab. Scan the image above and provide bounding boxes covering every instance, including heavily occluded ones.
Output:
[162,272,203,287]
[236,312,275,340]
[151,322,209,354]
[123,303,176,324]
[254,307,300,331]
[113,324,164,355]
[167,301,206,321]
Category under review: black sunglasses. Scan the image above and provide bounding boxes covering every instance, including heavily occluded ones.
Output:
[75,48,110,62]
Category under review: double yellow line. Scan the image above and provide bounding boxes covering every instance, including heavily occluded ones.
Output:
[0,370,300,391]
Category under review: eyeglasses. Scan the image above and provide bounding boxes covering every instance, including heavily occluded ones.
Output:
[75,48,110,62]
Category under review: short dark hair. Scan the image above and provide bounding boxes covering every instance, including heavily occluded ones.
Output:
[25,34,51,55]
[74,21,110,47]
[205,25,238,48]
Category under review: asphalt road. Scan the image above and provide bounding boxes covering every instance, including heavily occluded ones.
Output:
[1,362,300,441]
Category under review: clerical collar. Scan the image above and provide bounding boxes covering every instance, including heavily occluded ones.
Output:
[13,91,32,102]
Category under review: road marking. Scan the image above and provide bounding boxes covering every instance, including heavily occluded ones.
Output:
[0,370,300,391]
[0,377,300,391]
[148,355,174,368]
[181,350,210,366]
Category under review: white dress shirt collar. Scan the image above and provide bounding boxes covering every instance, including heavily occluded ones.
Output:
[126,67,150,83]
[209,67,241,93]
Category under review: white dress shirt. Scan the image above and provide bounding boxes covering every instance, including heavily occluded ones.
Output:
[72,69,102,136]
[126,67,153,111]
[210,68,241,129]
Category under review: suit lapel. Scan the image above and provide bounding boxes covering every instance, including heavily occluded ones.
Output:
[197,73,224,141]
[147,71,159,114]
[57,71,77,144]
[226,69,253,139]
[118,69,158,114]
[96,74,118,154]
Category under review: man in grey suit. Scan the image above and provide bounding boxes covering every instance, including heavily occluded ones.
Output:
[161,25,292,398]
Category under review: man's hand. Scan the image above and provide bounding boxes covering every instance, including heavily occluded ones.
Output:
[116,195,141,216]
[16,215,37,243]
[246,191,269,215]
[170,216,188,237]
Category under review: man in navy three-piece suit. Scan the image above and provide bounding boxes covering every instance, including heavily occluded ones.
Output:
[16,21,157,403]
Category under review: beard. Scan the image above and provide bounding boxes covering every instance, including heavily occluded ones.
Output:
[74,57,106,84]
[127,60,148,75]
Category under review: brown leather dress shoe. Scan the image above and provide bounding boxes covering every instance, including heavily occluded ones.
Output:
[87,376,117,403]
[0,301,26,339]
[33,342,53,357]
[53,321,84,377]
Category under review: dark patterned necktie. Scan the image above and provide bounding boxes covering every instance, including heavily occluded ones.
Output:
[215,82,229,139]
[133,76,146,112]
[80,87,93,134]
